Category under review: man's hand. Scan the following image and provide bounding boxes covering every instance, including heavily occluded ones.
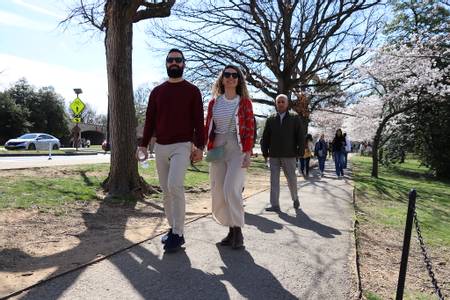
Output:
[136,146,148,162]
[242,152,251,168]
[191,148,203,163]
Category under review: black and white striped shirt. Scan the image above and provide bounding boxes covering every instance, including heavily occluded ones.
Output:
[213,95,240,134]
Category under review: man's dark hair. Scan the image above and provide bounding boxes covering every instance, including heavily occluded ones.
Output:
[167,48,185,61]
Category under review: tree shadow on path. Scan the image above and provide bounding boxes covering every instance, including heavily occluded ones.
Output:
[277,209,342,238]
[2,199,166,299]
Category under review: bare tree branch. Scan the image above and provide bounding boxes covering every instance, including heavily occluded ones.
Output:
[133,0,176,23]
[149,0,383,118]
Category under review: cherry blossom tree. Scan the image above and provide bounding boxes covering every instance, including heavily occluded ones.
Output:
[355,35,449,177]
[310,106,345,140]
[342,95,381,143]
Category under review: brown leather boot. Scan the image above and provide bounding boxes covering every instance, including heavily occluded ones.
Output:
[231,227,244,249]
[220,227,233,246]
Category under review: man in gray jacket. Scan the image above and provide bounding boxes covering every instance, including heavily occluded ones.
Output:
[261,94,305,211]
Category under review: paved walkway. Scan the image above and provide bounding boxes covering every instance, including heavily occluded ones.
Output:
[11,161,355,300]
[0,154,111,170]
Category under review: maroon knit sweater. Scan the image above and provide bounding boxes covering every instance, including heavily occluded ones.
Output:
[140,80,205,149]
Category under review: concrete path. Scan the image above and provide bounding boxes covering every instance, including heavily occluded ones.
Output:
[11,162,355,300]
[0,154,111,170]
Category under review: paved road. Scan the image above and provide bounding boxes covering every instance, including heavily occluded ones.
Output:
[0,154,111,170]
[10,161,355,300]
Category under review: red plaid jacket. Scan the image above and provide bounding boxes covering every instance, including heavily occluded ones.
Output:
[205,97,255,152]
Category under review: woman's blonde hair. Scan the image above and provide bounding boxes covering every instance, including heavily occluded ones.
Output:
[211,65,250,99]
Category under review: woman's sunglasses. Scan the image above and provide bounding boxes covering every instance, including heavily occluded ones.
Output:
[223,72,239,79]
[166,57,184,63]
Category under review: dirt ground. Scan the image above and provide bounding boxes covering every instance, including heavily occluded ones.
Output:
[0,167,271,298]
[356,195,450,299]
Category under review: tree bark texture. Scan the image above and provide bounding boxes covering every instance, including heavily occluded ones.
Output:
[104,3,141,198]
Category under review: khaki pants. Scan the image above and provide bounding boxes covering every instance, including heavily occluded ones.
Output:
[269,157,298,207]
[210,133,246,227]
[154,142,191,236]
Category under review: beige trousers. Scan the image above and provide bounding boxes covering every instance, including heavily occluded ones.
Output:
[209,133,246,227]
[154,142,191,236]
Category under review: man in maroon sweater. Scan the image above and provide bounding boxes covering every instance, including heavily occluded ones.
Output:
[136,49,204,253]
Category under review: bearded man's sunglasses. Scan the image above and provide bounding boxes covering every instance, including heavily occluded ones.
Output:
[166,57,184,63]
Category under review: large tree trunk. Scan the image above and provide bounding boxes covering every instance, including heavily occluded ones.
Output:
[371,136,379,178]
[371,117,388,178]
[103,3,142,199]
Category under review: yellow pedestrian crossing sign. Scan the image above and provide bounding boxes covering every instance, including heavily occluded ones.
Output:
[70,97,86,115]
[72,117,81,123]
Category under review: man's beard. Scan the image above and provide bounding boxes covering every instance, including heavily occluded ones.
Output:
[167,66,184,78]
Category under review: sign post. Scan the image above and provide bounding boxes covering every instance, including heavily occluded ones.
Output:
[48,142,52,160]
[70,92,85,150]
[70,97,86,116]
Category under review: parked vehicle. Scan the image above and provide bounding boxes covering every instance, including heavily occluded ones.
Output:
[4,133,61,150]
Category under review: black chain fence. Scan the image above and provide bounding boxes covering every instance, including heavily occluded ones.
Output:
[397,189,445,300]
[413,210,445,300]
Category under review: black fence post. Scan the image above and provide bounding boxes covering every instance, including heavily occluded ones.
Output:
[396,189,417,300]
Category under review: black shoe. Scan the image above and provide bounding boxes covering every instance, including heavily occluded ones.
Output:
[220,227,233,246]
[293,199,300,209]
[162,229,185,245]
[265,205,280,212]
[164,233,185,253]
[161,228,172,244]
[231,227,244,250]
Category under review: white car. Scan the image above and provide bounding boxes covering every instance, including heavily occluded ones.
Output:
[4,133,61,150]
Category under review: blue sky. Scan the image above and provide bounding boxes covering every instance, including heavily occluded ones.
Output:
[0,0,167,114]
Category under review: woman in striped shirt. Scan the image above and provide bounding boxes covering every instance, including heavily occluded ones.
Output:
[205,65,255,249]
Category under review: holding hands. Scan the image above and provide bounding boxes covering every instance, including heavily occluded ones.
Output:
[191,146,203,163]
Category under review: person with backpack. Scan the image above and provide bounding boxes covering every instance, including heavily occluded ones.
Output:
[332,128,346,178]
[314,133,328,177]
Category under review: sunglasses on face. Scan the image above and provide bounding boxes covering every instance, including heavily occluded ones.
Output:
[166,57,183,63]
[223,72,239,79]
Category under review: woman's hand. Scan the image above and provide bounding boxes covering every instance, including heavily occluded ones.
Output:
[242,152,251,168]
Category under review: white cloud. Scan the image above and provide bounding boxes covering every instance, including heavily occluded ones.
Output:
[12,0,61,18]
[0,10,54,31]
[0,53,109,114]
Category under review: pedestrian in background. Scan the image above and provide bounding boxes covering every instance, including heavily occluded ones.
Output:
[328,139,333,159]
[315,133,327,177]
[299,134,314,178]
[261,94,304,212]
[204,65,254,249]
[332,129,346,178]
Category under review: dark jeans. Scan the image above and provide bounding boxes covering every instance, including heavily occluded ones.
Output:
[333,151,345,176]
[299,157,310,175]
[318,156,326,173]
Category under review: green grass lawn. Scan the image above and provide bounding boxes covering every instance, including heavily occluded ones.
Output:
[352,155,450,247]
[0,156,267,212]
